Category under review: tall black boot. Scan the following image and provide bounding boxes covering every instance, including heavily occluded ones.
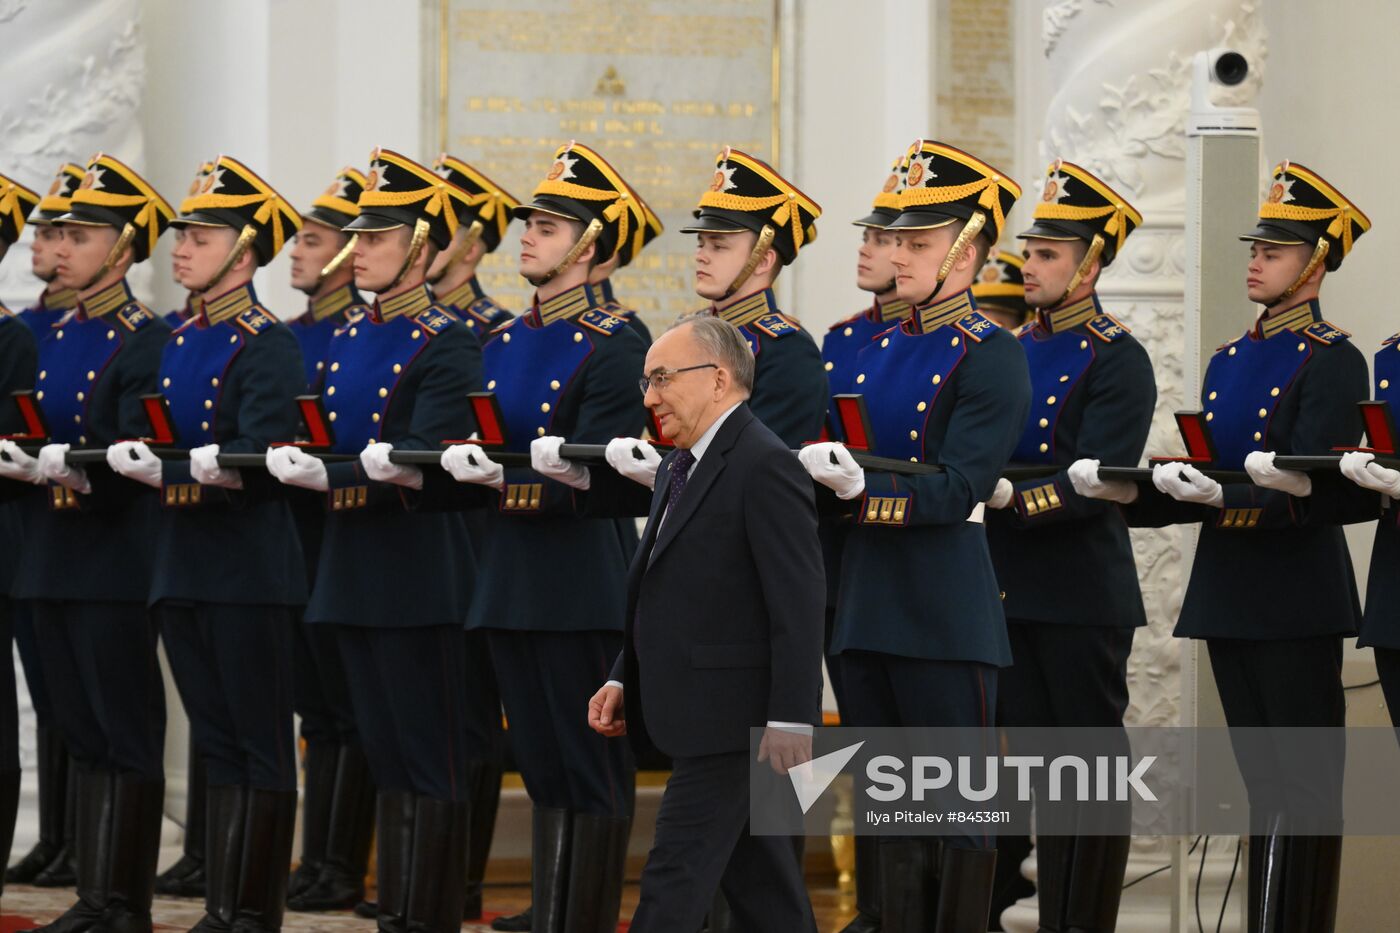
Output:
[7,727,67,883]
[190,785,248,933]
[374,791,416,933]
[462,760,501,920]
[561,814,629,933]
[1033,835,1072,933]
[878,839,934,933]
[1060,836,1130,932]
[287,742,377,911]
[404,796,469,933]
[155,747,207,897]
[286,741,337,900]
[838,834,881,933]
[32,749,78,887]
[0,768,20,898]
[933,845,996,933]
[529,808,571,933]
[20,768,115,933]
[1279,835,1340,933]
[100,775,165,933]
[228,789,297,933]
[1247,816,1288,933]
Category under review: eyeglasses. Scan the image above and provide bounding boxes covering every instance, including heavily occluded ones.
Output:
[638,363,718,395]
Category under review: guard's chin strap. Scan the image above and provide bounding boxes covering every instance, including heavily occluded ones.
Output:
[916,211,986,306]
[1266,238,1329,309]
[723,225,777,299]
[307,232,359,295]
[195,224,258,294]
[388,220,432,292]
[79,223,137,292]
[1050,233,1105,309]
[427,220,483,286]
[527,218,604,288]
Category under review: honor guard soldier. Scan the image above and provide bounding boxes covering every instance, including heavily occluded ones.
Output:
[819,154,913,933]
[428,153,519,337]
[104,154,307,933]
[1073,161,1371,932]
[267,147,484,933]
[800,139,1031,932]
[0,156,172,933]
[420,141,648,933]
[0,171,39,909]
[587,176,663,344]
[423,152,519,922]
[281,166,378,913]
[5,163,82,889]
[972,250,1031,331]
[985,160,1155,933]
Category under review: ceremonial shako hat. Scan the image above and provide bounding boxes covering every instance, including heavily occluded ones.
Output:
[890,139,1021,244]
[29,163,86,226]
[345,148,474,250]
[511,141,637,263]
[972,250,1027,307]
[179,161,215,215]
[173,155,301,264]
[614,178,662,268]
[681,147,821,265]
[1241,161,1370,272]
[1019,159,1142,266]
[0,171,39,245]
[433,154,520,253]
[58,154,174,262]
[304,166,368,230]
[853,153,908,230]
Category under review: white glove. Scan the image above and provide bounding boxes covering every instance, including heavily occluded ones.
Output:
[1340,450,1400,499]
[604,437,662,490]
[1245,450,1311,498]
[106,440,163,490]
[531,436,590,491]
[1068,458,1139,504]
[38,444,92,494]
[988,477,1013,509]
[266,446,329,492]
[798,442,866,501]
[440,444,505,489]
[1152,460,1224,507]
[0,440,42,484]
[360,441,422,490]
[190,444,243,490]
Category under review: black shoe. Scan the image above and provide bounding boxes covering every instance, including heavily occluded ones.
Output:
[287,743,377,912]
[562,814,629,933]
[32,753,78,888]
[353,900,378,920]
[98,775,165,933]
[373,791,416,933]
[404,795,470,933]
[933,845,996,933]
[529,808,571,933]
[287,741,337,902]
[189,785,248,933]
[462,761,502,921]
[155,746,207,898]
[228,789,297,933]
[20,768,116,933]
[489,906,531,931]
[7,728,67,885]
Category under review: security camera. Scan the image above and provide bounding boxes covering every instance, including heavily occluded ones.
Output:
[1208,49,1249,86]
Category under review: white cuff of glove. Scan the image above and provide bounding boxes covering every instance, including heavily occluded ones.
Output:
[0,440,41,484]
[1339,450,1400,498]
[988,477,1013,509]
[531,436,591,491]
[1067,458,1138,504]
[38,444,91,494]
[190,444,243,490]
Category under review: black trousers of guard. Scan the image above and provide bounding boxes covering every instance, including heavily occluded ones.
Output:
[488,629,634,816]
[159,603,296,791]
[334,624,475,800]
[33,599,165,779]
[293,619,358,746]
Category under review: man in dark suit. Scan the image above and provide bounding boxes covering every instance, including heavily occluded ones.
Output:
[572,313,824,933]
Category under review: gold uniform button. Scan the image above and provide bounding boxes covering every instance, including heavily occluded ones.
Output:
[211,377,219,387]
[87,370,96,381]
[1253,431,1262,441]
[932,374,941,385]
[55,330,64,340]
[73,415,81,424]
[1039,418,1049,428]
[372,413,380,423]
[1297,343,1306,352]
[331,362,340,372]
[916,401,927,412]
[537,427,546,437]
[106,330,115,340]
[502,332,510,343]
[1080,340,1088,350]
[201,421,209,431]
[1269,387,1279,397]
[843,327,853,337]
[1258,408,1267,418]
[204,400,213,410]
[573,333,583,343]
[824,362,833,371]
[909,430,918,440]
[38,371,45,380]
[393,364,402,374]
[487,380,497,390]
[1208,391,1217,400]
[1046,396,1057,405]
[78,436,86,445]
[1059,374,1070,383]
[378,388,388,398]
[329,412,337,422]
[1228,346,1236,356]
[1206,412,1214,421]
[540,402,550,413]
[163,377,171,388]
[349,327,358,337]
[856,374,865,384]
[327,386,336,396]
[1382,379,1392,390]
[229,335,238,344]
[411,330,421,340]
[76,392,84,402]
[950,336,960,347]
[317,361,324,371]
[176,336,185,346]
[880,337,890,348]
[35,391,43,400]
[1039,443,1049,453]
[550,380,560,390]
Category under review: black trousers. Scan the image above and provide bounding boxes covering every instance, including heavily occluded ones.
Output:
[999,621,1133,728]
[840,649,998,850]
[159,602,296,791]
[32,599,164,779]
[13,601,52,726]
[334,623,474,800]
[1207,635,1346,830]
[0,599,17,772]
[292,617,357,745]
[488,629,633,816]
[630,750,815,933]
[464,628,506,762]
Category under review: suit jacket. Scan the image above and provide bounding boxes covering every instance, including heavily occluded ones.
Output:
[594,404,824,760]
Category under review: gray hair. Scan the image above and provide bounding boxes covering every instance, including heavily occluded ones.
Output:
[669,312,755,395]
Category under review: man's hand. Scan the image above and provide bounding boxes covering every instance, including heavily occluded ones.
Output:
[798,442,866,500]
[604,437,662,489]
[106,441,162,489]
[1245,450,1311,497]
[1068,458,1139,504]
[532,436,591,491]
[1340,451,1400,499]
[360,441,423,489]
[1152,461,1223,507]
[0,440,41,484]
[266,446,330,492]
[190,444,243,490]
[757,726,813,777]
[587,683,626,737]
[39,444,91,494]
[440,444,506,489]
